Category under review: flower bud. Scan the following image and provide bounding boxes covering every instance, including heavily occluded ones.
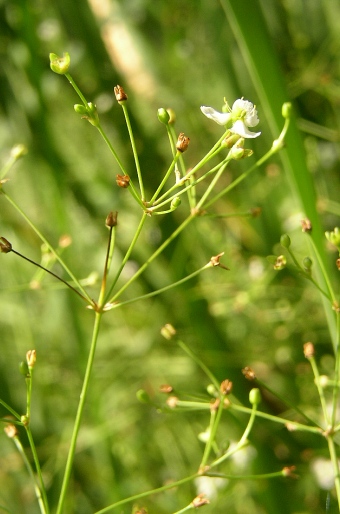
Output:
[280,233,291,249]
[157,108,170,125]
[207,384,218,397]
[303,342,315,359]
[159,384,173,393]
[26,349,36,369]
[49,52,70,74]
[116,174,130,188]
[161,323,176,340]
[176,133,190,153]
[4,424,18,439]
[191,494,210,508]
[220,379,233,395]
[249,387,261,406]
[301,218,312,233]
[222,133,240,148]
[10,144,28,160]
[136,389,151,403]
[167,108,176,124]
[273,255,287,270]
[105,211,118,228]
[229,146,245,160]
[303,256,313,271]
[170,197,181,210]
[0,237,12,253]
[325,227,340,249]
[74,104,88,115]
[242,366,256,380]
[282,102,292,119]
[19,361,29,376]
[114,85,128,103]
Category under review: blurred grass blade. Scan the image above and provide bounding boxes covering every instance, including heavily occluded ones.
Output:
[220,0,337,346]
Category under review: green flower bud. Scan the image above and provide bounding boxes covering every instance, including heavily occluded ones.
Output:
[282,102,292,119]
[170,197,181,210]
[249,387,261,406]
[230,146,245,160]
[74,104,88,115]
[303,256,313,271]
[136,389,151,403]
[207,384,218,397]
[325,227,340,250]
[157,108,170,125]
[280,233,291,249]
[49,52,70,75]
[19,361,29,376]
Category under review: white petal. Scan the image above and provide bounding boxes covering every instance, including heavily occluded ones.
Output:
[232,99,259,127]
[200,106,232,126]
[230,120,261,138]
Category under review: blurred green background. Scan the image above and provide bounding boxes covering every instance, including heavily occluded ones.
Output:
[1,0,340,513]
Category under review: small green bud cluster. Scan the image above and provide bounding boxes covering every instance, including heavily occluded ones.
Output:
[74,102,100,127]
[325,227,340,251]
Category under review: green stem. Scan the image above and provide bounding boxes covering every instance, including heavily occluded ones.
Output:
[56,310,103,514]
[0,399,21,420]
[13,436,48,514]
[149,152,181,204]
[308,355,330,425]
[2,191,93,305]
[199,398,225,470]
[331,312,340,426]
[210,402,258,469]
[109,262,213,309]
[108,213,195,303]
[65,73,88,106]
[229,403,323,434]
[286,247,331,301]
[25,427,50,514]
[95,125,144,209]
[104,212,148,304]
[121,103,145,200]
[327,435,340,511]
[176,340,220,391]
[93,473,200,514]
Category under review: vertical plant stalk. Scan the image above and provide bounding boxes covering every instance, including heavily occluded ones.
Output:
[56,310,103,514]
[13,435,49,514]
[121,103,145,200]
[25,427,50,514]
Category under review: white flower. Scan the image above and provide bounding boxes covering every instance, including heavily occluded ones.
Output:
[200,98,261,138]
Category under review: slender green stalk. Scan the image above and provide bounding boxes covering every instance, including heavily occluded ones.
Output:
[2,191,94,305]
[327,435,340,511]
[255,378,320,427]
[149,152,181,204]
[65,73,88,106]
[25,427,50,514]
[94,473,200,514]
[308,355,330,425]
[56,310,103,514]
[121,103,145,200]
[286,247,331,301]
[195,159,230,211]
[109,262,214,309]
[210,401,258,469]
[229,403,323,434]
[108,213,195,303]
[95,125,144,208]
[331,313,340,426]
[176,339,221,391]
[10,248,90,305]
[199,399,225,470]
[0,399,21,420]
[104,212,148,304]
[13,435,48,514]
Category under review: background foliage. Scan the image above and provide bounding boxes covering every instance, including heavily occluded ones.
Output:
[1,0,340,513]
